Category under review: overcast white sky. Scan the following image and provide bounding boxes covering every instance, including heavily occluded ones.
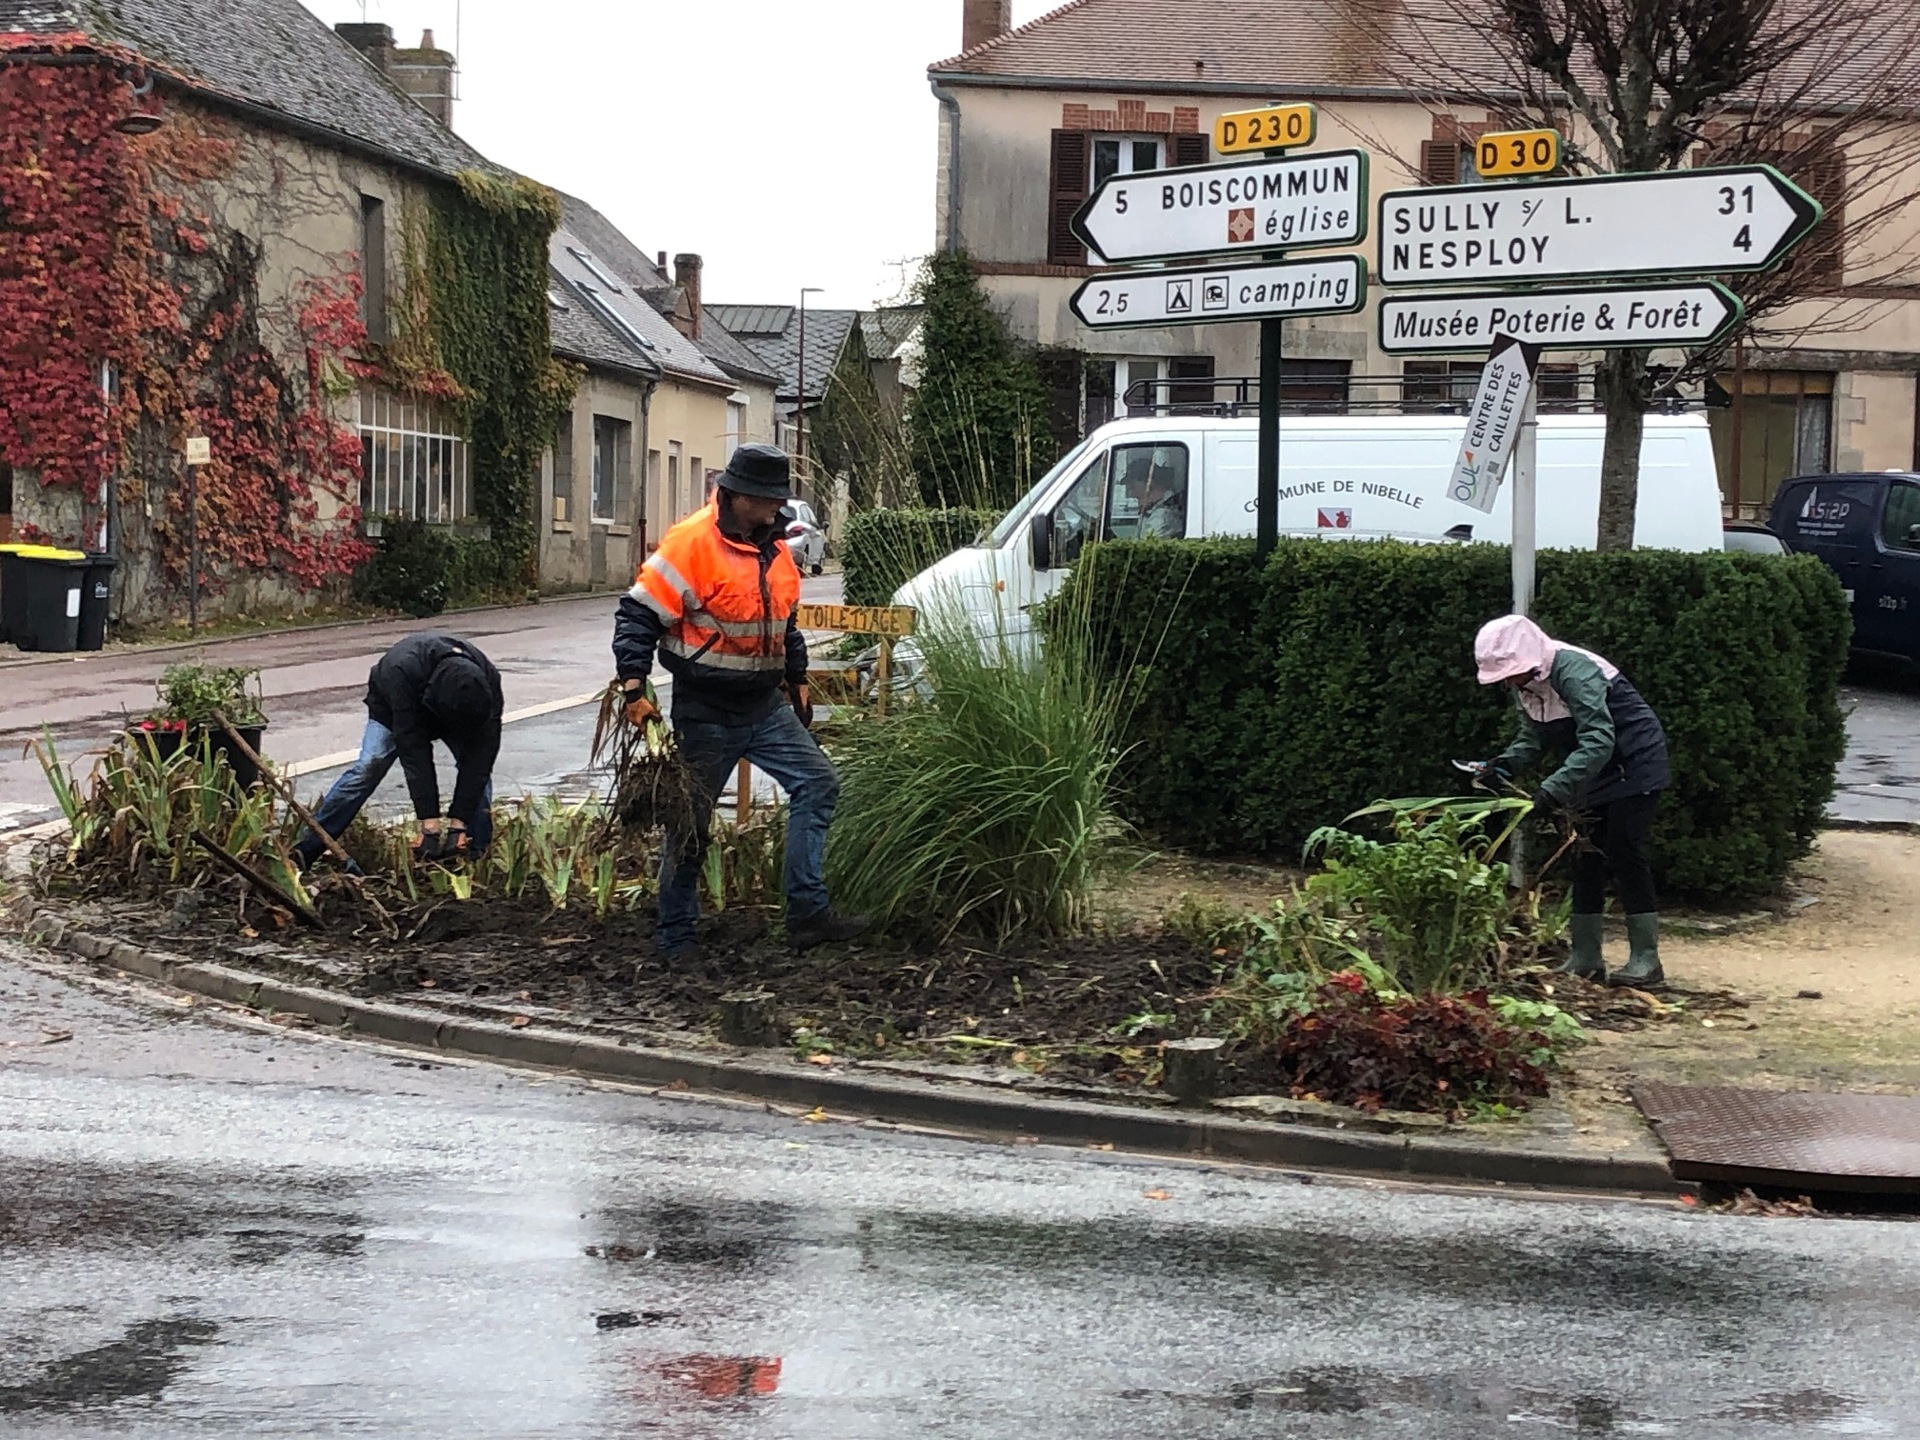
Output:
[300,1,1056,311]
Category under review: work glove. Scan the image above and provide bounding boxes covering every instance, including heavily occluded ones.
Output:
[789,681,815,731]
[622,681,659,729]
[1529,787,1558,814]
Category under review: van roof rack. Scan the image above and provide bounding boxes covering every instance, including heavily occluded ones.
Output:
[1119,373,1702,418]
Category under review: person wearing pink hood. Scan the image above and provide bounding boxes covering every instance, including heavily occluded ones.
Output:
[1467,615,1672,988]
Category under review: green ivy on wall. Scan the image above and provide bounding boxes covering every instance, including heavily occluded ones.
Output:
[415,171,578,596]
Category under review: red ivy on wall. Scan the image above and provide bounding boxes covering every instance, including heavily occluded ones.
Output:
[0,45,372,595]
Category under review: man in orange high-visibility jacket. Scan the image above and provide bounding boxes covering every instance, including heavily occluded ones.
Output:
[613,444,869,963]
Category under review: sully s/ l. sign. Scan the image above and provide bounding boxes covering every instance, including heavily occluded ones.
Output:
[1377,166,1820,287]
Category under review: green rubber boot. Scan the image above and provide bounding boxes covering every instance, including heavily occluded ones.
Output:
[1609,913,1666,989]
[1557,913,1606,981]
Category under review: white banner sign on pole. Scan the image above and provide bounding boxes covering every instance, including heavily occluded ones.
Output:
[1450,334,1542,514]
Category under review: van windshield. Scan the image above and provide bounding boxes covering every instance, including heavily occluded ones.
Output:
[987,437,1096,548]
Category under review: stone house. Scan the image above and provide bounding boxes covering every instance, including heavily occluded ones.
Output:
[0,0,552,622]
[929,0,1920,514]
[540,194,780,591]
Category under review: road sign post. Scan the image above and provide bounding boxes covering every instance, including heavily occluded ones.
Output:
[1072,150,1368,264]
[1377,281,1743,354]
[1378,165,1821,287]
[1070,256,1365,330]
[1474,129,1561,179]
[1214,103,1318,156]
[1513,383,1539,618]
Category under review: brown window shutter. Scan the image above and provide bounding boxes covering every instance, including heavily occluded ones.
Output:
[1805,154,1847,277]
[1171,133,1209,168]
[1048,129,1090,265]
[1420,140,1460,186]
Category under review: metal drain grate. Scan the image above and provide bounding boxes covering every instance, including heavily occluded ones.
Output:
[1634,1083,1920,1193]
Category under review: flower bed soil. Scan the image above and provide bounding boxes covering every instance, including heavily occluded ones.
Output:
[65,875,1752,1105]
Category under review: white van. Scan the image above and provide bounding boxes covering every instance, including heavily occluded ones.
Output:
[894,413,1723,642]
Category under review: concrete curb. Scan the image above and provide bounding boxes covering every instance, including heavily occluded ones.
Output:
[9,896,1679,1198]
[1823,816,1920,836]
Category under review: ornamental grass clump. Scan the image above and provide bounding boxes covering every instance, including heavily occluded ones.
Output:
[824,585,1151,944]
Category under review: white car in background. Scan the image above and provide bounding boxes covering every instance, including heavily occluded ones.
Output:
[784,500,827,575]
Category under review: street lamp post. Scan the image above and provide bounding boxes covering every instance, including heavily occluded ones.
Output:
[796,286,823,500]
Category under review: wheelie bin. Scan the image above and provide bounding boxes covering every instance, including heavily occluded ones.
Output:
[13,547,88,652]
[77,553,117,651]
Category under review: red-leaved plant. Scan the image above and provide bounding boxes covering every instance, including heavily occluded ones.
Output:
[1274,971,1553,1116]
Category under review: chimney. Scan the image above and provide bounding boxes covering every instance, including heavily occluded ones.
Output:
[962,0,1012,52]
[657,251,668,274]
[336,22,397,75]
[392,29,458,128]
[674,254,704,341]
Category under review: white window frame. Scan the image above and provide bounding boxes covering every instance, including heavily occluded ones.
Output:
[356,387,472,524]
[1088,138,1165,269]
[1091,135,1164,188]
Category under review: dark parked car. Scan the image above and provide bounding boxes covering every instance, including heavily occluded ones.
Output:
[1770,471,1920,664]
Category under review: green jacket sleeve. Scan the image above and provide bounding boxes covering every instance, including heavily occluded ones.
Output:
[1492,713,1545,775]
[1539,650,1616,804]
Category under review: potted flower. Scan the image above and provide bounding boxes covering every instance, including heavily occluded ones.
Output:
[132,663,269,788]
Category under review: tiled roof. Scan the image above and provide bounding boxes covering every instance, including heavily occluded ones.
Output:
[548,278,658,381]
[929,0,1905,106]
[862,306,924,360]
[550,227,733,389]
[707,305,859,404]
[930,0,1449,92]
[707,305,795,340]
[555,193,779,388]
[1,0,494,178]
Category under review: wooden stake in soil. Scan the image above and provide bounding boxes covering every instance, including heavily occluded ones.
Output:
[718,990,781,1047]
[214,709,394,933]
[191,828,323,929]
[1162,1037,1226,1104]
[213,710,351,868]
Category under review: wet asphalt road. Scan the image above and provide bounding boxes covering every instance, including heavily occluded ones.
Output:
[1835,665,1920,826]
[4,958,1920,1438]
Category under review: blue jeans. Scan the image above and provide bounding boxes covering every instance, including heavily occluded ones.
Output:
[295,718,493,861]
[658,705,840,950]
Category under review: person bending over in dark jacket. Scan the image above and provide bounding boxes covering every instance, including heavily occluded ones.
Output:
[1465,614,1671,989]
[295,633,503,867]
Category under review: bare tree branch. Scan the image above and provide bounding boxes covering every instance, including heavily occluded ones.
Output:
[1352,0,1920,545]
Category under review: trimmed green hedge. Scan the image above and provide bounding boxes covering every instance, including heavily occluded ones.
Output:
[1065,540,1849,901]
[842,507,1000,606]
